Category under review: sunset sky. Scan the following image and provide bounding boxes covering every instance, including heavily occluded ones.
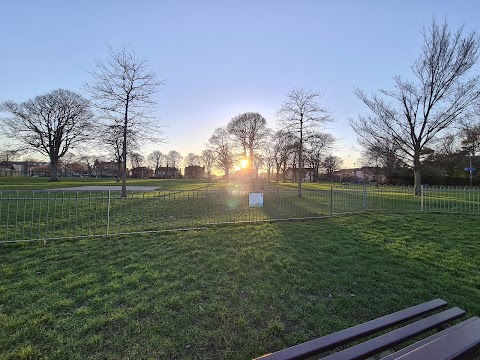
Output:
[2,0,480,167]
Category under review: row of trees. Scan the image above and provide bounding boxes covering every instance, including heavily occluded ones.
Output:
[206,94,337,198]
[2,19,480,196]
[1,45,164,197]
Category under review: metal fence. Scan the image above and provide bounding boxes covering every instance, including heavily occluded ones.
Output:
[0,185,479,243]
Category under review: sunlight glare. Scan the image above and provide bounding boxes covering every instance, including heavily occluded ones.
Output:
[240,159,248,168]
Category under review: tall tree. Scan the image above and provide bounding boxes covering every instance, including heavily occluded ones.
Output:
[351,19,480,193]
[277,88,332,197]
[209,127,236,181]
[1,89,94,181]
[226,112,269,176]
[85,45,165,197]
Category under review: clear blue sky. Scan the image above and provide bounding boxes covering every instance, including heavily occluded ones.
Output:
[1,0,479,167]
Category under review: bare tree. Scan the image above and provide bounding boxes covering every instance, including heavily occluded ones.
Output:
[359,134,401,184]
[130,152,144,169]
[305,132,336,182]
[0,146,22,167]
[61,152,76,176]
[97,123,139,182]
[184,152,201,167]
[270,130,295,182]
[258,135,276,182]
[79,154,101,176]
[1,89,94,181]
[460,121,480,156]
[209,127,236,181]
[148,150,165,177]
[227,112,270,177]
[85,45,165,196]
[201,149,215,181]
[351,19,480,193]
[323,155,343,181]
[277,88,332,196]
[166,150,182,178]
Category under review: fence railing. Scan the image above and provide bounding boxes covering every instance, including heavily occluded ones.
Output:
[0,185,478,243]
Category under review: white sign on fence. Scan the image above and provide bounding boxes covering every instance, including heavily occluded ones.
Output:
[249,193,264,207]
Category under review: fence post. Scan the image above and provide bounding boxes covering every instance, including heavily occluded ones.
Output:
[106,190,111,237]
[276,189,279,221]
[330,187,333,216]
[420,185,424,212]
[363,184,367,212]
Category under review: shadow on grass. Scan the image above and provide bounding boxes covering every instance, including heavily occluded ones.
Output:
[0,213,479,359]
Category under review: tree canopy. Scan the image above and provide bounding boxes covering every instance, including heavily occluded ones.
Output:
[1,89,94,181]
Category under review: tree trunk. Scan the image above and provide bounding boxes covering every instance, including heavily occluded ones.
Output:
[116,162,121,182]
[413,153,422,195]
[121,101,129,198]
[298,117,303,198]
[49,158,59,182]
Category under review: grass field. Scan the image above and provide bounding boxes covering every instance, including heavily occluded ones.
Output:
[1,212,479,359]
[0,177,225,191]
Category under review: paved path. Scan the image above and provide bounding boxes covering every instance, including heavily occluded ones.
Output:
[52,186,160,191]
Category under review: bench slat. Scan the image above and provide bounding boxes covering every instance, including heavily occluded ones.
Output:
[321,307,465,360]
[381,317,479,360]
[392,318,480,360]
[255,299,447,360]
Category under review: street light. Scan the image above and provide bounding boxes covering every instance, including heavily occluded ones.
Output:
[465,151,475,188]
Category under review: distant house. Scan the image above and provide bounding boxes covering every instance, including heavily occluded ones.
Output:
[94,162,119,178]
[333,167,386,183]
[0,161,15,176]
[285,167,316,182]
[130,166,154,179]
[154,166,181,179]
[184,165,205,179]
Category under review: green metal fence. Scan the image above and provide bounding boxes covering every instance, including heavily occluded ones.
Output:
[0,186,478,243]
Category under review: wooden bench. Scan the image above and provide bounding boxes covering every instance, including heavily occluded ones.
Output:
[255,299,480,360]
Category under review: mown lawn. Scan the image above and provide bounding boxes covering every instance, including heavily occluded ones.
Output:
[1,213,479,359]
[0,177,223,191]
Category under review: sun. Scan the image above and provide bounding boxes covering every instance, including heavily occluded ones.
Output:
[240,159,249,169]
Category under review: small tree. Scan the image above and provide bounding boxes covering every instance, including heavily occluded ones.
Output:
[130,152,144,169]
[85,45,165,196]
[323,155,343,181]
[209,127,236,181]
[166,150,182,178]
[148,150,165,177]
[201,149,215,181]
[277,88,332,197]
[1,89,94,181]
[305,132,336,182]
[184,152,201,167]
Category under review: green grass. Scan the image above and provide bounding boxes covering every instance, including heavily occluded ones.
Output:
[0,177,224,191]
[1,213,479,359]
